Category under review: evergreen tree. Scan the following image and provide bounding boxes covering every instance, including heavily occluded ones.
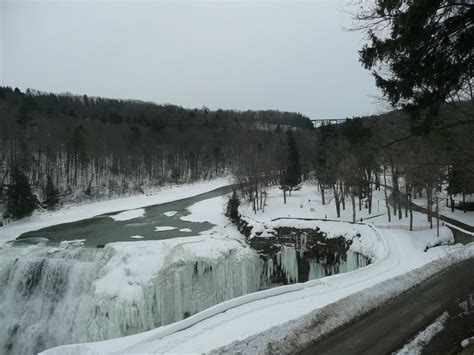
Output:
[16,100,35,130]
[71,125,88,166]
[43,175,60,210]
[225,190,240,220]
[7,168,37,219]
[357,0,474,133]
[280,129,302,203]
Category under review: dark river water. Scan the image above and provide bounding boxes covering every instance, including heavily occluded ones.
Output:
[16,185,234,247]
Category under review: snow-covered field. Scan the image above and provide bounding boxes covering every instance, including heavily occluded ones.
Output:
[240,183,433,229]
[40,181,474,354]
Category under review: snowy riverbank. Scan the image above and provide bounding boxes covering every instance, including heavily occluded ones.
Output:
[0,178,231,245]
[40,181,474,354]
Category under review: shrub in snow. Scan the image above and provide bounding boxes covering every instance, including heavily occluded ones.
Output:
[225,190,240,220]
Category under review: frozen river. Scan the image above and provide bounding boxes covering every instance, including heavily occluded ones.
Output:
[16,185,234,247]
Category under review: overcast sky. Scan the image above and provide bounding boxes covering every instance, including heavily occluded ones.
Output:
[1,0,382,119]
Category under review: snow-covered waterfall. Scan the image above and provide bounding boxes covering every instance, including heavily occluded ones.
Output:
[0,238,261,355]
[0,232,371,354]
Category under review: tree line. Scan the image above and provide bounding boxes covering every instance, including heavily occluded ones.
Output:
[232,101,473,234]
[0,87,314,219]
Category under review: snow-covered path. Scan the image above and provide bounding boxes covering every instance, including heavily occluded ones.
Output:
[42,223,472,355]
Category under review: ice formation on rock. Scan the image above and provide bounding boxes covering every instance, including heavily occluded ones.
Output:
[307,253,368,280]
[277,246,299,283]
[0,231,371,354]
[0,240,261,355]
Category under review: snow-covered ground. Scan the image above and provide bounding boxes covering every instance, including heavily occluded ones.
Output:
[240,183,433,230]
[41,181,474,354]
[0,178,231,245]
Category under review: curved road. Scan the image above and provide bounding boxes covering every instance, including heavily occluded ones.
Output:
[302,187,474,354]
[385,185,474,233]
[302,257,474,354]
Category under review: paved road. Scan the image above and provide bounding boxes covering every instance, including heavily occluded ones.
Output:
[16,185,234,247]
[302,257,474,355]
[384,185,474,233]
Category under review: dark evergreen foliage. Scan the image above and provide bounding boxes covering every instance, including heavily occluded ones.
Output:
[7,168,37,219]
[225,190,240,220]
[42,175,60,210]
[282,129,302,190]
[358,0,474,133]
[17,101,35,129]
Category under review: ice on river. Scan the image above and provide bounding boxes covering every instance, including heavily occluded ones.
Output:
[109,208,145,221]
[154,226,177,232]
[163,211,178,217]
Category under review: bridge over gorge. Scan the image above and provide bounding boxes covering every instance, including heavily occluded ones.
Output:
[311,118,347,128]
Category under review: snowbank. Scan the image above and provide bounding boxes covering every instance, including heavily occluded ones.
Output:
[395,312,449,355]
[217,244,474,355]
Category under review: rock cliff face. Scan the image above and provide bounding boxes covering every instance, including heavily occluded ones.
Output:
[251,226,369,286]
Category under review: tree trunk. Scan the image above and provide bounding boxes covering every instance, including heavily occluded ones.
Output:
[405,183,409,218]
[436,195,440,237]
[383,166,391,223]
[409,191,413,231]
[427,186,433,228]
[367,177,373,215]
[333,184,341,218]
[340,181,345,210]
[352,193,356,223]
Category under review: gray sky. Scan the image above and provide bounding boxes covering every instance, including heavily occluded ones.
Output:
[1,0,381,119]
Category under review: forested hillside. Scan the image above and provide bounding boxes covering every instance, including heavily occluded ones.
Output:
[310,100,474,226]
[1,86,472,222]
[0,87,314,216]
